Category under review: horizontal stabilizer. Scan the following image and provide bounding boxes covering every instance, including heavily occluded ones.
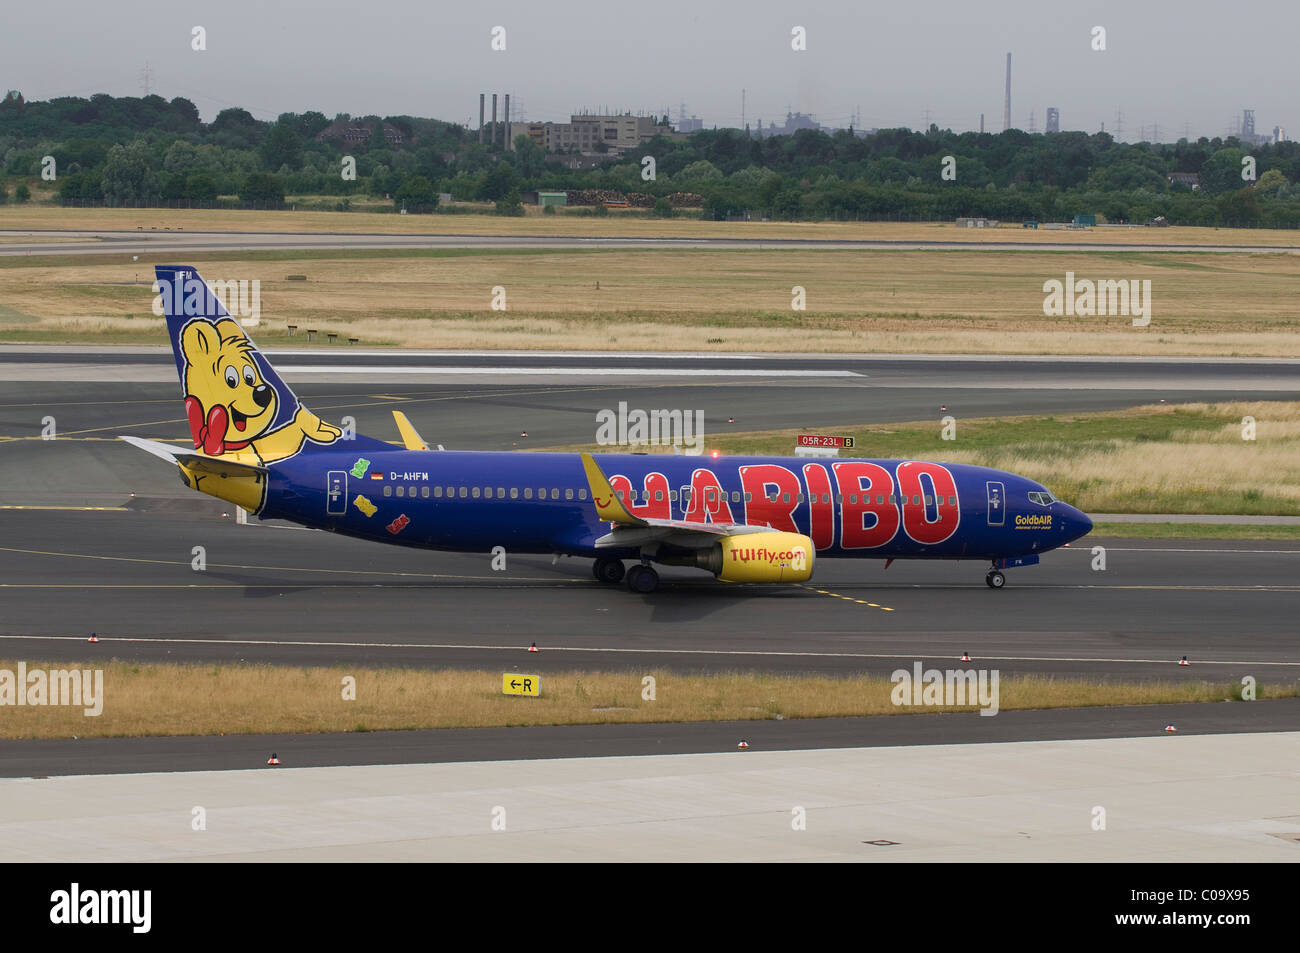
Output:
[119,435,268,477]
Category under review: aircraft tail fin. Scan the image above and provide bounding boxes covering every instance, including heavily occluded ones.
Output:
[153,265,384,462]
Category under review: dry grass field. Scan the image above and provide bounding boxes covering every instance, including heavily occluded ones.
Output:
[0,660,1284,739]
[1,244,1297,355]
[6,203,1300,245]
[543,402,1300,516]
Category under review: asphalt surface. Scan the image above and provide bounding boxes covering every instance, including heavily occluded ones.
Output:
[4,228,1300,257]
[3,698,1295,778]
[1,356,1296,779]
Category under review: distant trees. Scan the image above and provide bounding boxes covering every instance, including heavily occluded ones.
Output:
[238,172,284,206]
[100,139,159,205]
[394,174,436,212]
[4,91,1299,226]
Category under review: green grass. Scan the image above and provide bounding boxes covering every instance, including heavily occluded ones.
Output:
[1091,522,1300,541]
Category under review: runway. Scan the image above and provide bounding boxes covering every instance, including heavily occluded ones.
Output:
[1,354,1296,686]
[3,228,1299,257]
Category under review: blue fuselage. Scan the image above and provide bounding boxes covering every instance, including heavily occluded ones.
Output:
[263,449,1093,562]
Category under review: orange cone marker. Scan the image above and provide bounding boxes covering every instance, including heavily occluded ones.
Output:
[87,633,99,643]
[528,642,538,653]
[960,651,970,662]
[267,753,281,765]
[1178,656,1189,666]
[737,740,749,749]
[1164,725,1177,733]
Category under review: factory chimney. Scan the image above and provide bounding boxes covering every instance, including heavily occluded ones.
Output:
[1003,53,1011,131]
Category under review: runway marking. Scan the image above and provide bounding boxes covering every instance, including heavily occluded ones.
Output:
[0,384,619,439]
[279,366,863,377]
[799,584,895,611]
[0,505,127,511]
[0,633,1294,668]
[0,545,579,582]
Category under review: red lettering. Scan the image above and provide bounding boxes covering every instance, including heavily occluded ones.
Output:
[833,462,899,548]
[739,464,800,532]
[802,463,834,550]
[896,461,960,544]
[683,468,735,524]
[608,472,672,519]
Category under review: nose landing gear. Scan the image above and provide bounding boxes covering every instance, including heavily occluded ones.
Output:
[985,569,1006,589]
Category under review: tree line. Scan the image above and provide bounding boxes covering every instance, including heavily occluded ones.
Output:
[1,92,1297,226]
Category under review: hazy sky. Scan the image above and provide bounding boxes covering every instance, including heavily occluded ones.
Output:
[4,0,1297,141]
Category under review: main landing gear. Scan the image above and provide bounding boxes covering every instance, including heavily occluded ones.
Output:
[592,556,625,584]
[625,563,660,594]
[593,556,661,593]
[985,569,1006,589]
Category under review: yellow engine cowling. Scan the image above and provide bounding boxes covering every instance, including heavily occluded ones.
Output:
[712,531,815,583]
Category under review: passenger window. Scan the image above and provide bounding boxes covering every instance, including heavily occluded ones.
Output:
[383,485,392,497]
[877,494,885,505]
[472,487,480,499]
[434,486,442,498]
[579,489,588,500]
[731,491,740,503]
[669,490,678,501]
[421,486,430,498]
[615,490,625,500]
[497,487,505,498]
[551,489,559,500]
[459,487,467,499]
[524,488,533,499]
[823,494,830,504]
[510,488,519,499]
[396,486,405,498]
[744,493,752,502]
[796,493,804,503]
[657,490,665,502]
[913,495,920,505]
[565,488,574,500]
[782,493,790,503]
[849,494,857,504]
[924,495,933,506]
[484,487,492,499]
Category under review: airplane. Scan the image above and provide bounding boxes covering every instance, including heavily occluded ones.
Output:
[121,265,1093,593]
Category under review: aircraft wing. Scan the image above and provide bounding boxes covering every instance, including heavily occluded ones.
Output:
[580,452,766,549]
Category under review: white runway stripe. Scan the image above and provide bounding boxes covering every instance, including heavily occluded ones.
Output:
[277,366,862,377]
[1,634,1295,667]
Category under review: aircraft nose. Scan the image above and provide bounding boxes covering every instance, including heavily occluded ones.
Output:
[1064,505,1093,542]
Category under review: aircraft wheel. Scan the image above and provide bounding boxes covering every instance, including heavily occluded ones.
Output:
[986,570,1006,589]
[626,564,660,594]
[593,557,625,584]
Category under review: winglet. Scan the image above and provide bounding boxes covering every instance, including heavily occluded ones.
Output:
[391,411,430,451]
[580,452,644,525]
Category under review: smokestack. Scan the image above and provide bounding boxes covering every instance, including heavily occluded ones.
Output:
[479,94,485,144]
[491,94,498,147]
[504,94,511,150]
[1003,53,1011,132]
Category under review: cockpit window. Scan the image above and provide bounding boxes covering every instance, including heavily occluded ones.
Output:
[1028,491,1057,505]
